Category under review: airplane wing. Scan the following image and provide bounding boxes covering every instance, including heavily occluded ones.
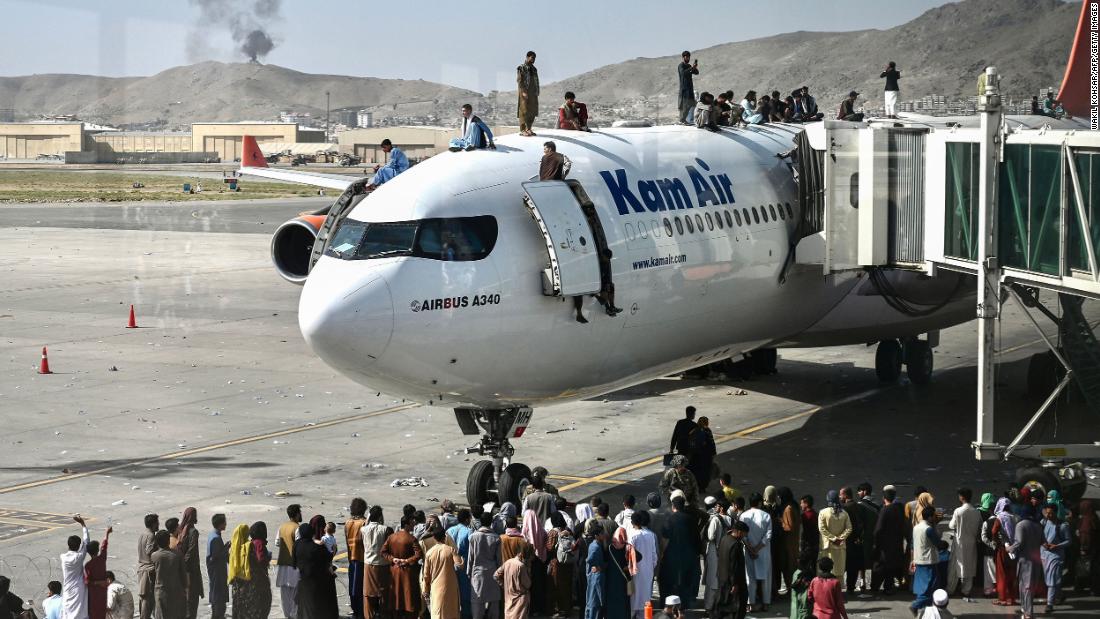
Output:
[238,135,356,191]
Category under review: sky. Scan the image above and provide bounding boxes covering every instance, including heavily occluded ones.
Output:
[1,0,967,93]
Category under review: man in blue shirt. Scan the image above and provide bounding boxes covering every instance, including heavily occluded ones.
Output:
[43,581,63,619]
[368,139,409,189]
[585,524,608,619]
[451,105,496,152]
[206,514,229,619]
[1040,503,1071,613]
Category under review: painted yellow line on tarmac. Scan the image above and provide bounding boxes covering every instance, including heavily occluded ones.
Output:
[0,403,420,495]
[549,474,628,485]
[554,321,1094,496]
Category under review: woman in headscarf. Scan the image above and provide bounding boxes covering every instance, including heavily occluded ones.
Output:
[231,522,272,619]
[520,509,548,615]
[173,507,204,619]
[911,492,936,528]
[1076,499,1099,595]
[604,526,636,619]
[817,490,852,579]
[776,487,800,595]
[294,517,338,619]
[494,503,518,536]
[989,498,1019,606]
[545,512,575,617]
[977,492,997,597]
[420,515,444,553]
[1045,490,1067,520]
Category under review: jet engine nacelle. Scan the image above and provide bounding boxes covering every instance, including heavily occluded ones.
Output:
[271,214,326,284]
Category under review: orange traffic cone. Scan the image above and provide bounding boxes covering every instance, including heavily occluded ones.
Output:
[38,346,52,374]
[126,305,138,329]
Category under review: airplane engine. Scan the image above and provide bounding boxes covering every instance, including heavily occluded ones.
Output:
[271,214,326,284]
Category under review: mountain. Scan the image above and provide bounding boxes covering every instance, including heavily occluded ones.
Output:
[534,0,1078,117]
[0,61,482,128]
[0,0,1080,128]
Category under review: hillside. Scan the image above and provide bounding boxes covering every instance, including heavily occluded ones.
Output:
[0,0,1080,127]
[527,0,1077,117]
[0,62,482,128]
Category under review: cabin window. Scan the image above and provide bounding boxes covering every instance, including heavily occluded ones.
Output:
[695,214,704,231]
[769,204,778,221]
[725,211,733,228]
[786,202,794,219]
[713,212,722,229]
[742,208,751,225]
[674,217,683,235]
[734,209,743,226]
[638,221,648,239]
[664,218,674,236]
[751,207,760,224]
[685,215,695,233]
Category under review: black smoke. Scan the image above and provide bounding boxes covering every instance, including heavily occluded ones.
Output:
[188,0,283,63]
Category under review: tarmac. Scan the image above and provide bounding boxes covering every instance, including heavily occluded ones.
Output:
[1,199,1097,618]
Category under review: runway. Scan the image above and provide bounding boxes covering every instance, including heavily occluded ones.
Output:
[1,199,1097,617]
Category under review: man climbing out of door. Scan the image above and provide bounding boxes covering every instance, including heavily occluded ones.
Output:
[583,205,622,319]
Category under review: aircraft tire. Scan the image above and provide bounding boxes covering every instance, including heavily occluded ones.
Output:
[1015,466,1060,497]
[875,340,902,383]
[466,460,495,508]
[906,340,933,385]
[498,462,532,508]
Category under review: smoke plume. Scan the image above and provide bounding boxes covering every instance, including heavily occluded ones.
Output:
[188,0,283,63]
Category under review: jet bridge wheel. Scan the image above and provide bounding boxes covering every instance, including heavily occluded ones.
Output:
[875,339,903,383]
[466,460,496,508]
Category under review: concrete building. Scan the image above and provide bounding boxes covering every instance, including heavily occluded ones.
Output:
[337,125,521,163]
[0,122,85,159]
[190,122,323,162]
[90,131,192,153]
[357,110,374,128]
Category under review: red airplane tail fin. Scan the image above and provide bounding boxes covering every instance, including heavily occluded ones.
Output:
[1056,0,1097,121]
[241,135,268,168]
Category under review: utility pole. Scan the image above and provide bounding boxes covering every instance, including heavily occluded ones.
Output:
[325,90,331,140]
[973,66,1003,460]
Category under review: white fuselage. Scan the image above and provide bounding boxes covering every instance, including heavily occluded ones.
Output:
[298,123,973,409]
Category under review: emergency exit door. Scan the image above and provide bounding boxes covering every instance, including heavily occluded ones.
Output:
[522,181,602,297]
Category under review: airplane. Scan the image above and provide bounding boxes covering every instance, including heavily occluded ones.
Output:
[240,2,1095,508]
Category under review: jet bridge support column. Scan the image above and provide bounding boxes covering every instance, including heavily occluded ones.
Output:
[974,67,1003,460]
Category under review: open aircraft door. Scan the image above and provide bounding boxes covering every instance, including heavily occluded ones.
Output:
[522,181,602,297]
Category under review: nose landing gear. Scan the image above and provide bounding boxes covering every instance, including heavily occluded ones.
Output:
[455,407,534,507]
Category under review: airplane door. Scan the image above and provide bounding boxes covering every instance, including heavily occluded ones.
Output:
[522,181,602,297]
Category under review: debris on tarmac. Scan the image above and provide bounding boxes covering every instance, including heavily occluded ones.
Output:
[390,477,430,488]
[362,463,386,469]
[111,500,126,506]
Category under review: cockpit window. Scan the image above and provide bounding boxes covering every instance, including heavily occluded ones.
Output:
[325,216,498,262]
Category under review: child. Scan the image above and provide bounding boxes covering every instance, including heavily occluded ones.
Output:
[321,521,338,554]
[789,563,812,619]
[807,557,847,619]
[719,473,740,504]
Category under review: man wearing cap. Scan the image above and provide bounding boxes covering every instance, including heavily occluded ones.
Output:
[585,524,608,619]
[659,456,700,508]
[716,521,749,619]
[659,495,701,609]
[739,493,773,613]
[838,92,864,122]
[871,485,909,594]
[919,589,953,619]
[660,596,682,619]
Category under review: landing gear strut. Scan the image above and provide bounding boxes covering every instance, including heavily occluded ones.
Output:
[455,407,533,507]
[875,334,936,384]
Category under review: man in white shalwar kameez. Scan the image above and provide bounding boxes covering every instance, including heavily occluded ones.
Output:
[625,511,658,619]
[739,493,773,610]
[702,497,731,612]
[948,487,983,601]
[61,515,90,619]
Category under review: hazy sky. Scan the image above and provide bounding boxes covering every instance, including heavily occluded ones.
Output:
[2,0,965,92]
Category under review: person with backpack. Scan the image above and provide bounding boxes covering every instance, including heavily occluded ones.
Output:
[546,513,575,617]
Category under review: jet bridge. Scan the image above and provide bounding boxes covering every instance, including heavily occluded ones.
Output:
[792,67,1100,499]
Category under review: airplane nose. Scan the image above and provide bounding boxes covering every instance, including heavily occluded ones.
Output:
[299,268,394,369]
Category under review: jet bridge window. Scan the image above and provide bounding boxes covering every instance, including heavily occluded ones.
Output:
[325,216,498,261]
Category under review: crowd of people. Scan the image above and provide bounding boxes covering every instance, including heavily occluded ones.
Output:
[3,408,1095,619]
